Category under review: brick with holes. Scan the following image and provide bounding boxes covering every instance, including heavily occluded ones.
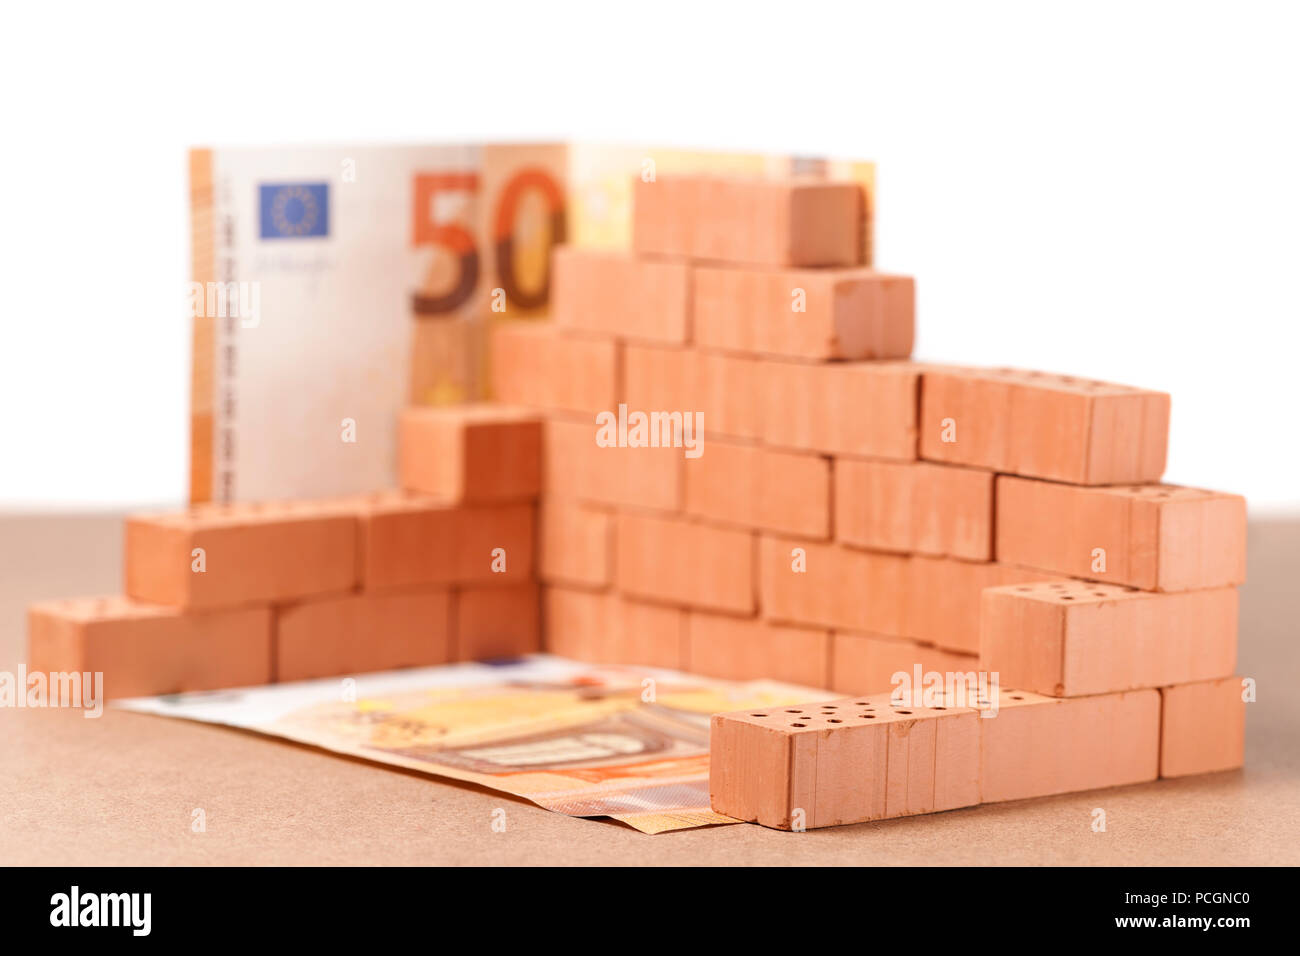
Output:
[710,691,981,829]
[125,500,357,610]
[995,477,1247,591]
[980,580,1238,696]
[1159,677,1247,778]
[27,596,272,699]
[398,403,541,503]
[634,175,862,267]
[693,265,913,360]
[979,687,1161,802]
[919,366,1171,484]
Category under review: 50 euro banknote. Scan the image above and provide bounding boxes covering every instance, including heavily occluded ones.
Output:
[188,142,874,505]
[117,654,835,834]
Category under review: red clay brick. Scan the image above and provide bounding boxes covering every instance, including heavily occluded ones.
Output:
[542,587,685,669]
[538,500,613,588]
[684,439,830,538]
[634,175,861,267]
[710,691,980,829]
[125,500,356,610]
[456,583,541,660]
[760,360,919,459]
[623,344,762,441]
[398,403,541,503]
[759,537,908,635]
[27,596,271,699]
[489,322,618,416]
[919,366,1170,484]
[980,580,1238,696]
[831,632,979,696]
[996,477,1247,591]
[835,458,993,560]
[275,589,453,682]
[979,687,1160,802]
[1159,677,1247,778]
[694,265,913,360]
[686,612,830,688]
[552,247,691,344]
[615,513,754,614]
[543,417,681,511]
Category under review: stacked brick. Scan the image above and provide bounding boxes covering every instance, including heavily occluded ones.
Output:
[24,168,1251,825]
[27,406,543,697]
[480,173,1249,828]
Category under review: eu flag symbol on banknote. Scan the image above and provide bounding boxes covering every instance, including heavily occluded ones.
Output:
[259,183,329,239]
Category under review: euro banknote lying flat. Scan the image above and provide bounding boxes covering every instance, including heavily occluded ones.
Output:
[188,142,875,503]
[117,655,834,834]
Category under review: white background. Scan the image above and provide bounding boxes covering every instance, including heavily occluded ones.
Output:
[2,0,1296,509]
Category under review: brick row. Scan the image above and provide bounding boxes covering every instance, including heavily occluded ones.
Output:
[710,686,1163,829]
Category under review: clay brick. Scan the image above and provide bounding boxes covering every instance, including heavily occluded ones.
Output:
[543,417,681,511]
[710,691,980,829]
[836,459,993,560]
[906,557,1057,654]
[345,493,534,591]
[27,596,272,699]
[684,440,830,538]
[980,580,1238,697]
[275,589,452,682]
[996,477,1247,591]
[456,583,541,660]
[831,633,978,696]
[398,403,541,503]
[623,344,761,441]
[542,588,684,668]
[980,687,1160,802]
[538,501,613,588]
[1159,677,1247,778]
[760,537,908,635]
[125,501,357,610]
[634,175,861,267]
[760,360,919,459]
[694,265,913,360]
[552,247,691,344]
[613,597,686,669]
[615,513,753,614]
[686,612,830,688]
[489,322,618,415]
[919,366,1170,484]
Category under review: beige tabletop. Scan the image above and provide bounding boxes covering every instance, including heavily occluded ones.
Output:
[2,512,1297,866]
